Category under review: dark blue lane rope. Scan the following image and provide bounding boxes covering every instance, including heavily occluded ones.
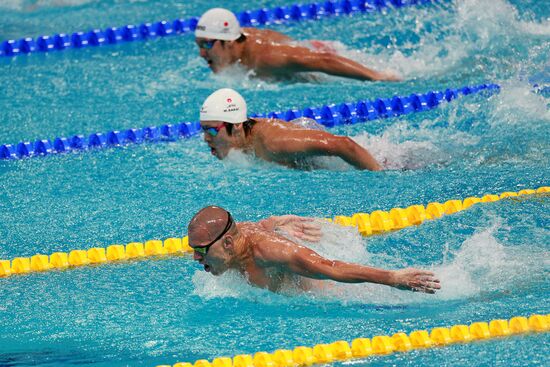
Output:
[0,83,499,161]
[0,0,444,58]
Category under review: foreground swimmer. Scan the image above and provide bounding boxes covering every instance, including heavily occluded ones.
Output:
[188,206,441,293]
[200,88,382,170]
[195,8,400,81]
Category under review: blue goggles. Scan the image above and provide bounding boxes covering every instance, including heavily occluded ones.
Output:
[201,123,226,137]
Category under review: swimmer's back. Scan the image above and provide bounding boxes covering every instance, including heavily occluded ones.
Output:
[250,118,334,168]
[242,27,294,44]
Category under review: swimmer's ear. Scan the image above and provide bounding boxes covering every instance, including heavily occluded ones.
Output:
[232,123,245,138]
[223,235,235,253]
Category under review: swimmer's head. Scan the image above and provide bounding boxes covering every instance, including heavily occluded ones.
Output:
[200,88,253,159]
[195,8,241,41]
[195,8,245,72]
[188,205,238,276]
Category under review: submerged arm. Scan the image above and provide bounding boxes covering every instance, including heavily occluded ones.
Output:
[266,129,382,171]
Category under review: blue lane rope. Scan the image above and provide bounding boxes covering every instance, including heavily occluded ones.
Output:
[0,0,444,58]
[0,83,499,161]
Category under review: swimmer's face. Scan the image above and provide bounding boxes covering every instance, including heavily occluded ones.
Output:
[200,120,239,159]
[189,232,232,276]
[195,37,234,73]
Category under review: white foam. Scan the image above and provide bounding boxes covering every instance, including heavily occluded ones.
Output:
[281,220,370,264]
[334,0,550,78]
[351,120,481,170]
[323,219,549,304]
[192,269,253,300]
[434,219,549,300]
[0,0,95,11]
[455,0,550,38]
[205,63,282,91]
[223,149,279,170]
[353,131,444,170]
[488,80,550,125]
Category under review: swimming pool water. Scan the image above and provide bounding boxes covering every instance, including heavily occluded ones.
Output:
[0,0,549,366]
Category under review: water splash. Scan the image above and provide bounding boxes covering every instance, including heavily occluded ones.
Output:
[352,120,481,170]
[488,80,550,125]
[335,0,550,78]
[0,0,96,12]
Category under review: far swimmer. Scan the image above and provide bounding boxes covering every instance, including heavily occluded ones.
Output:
[188,206,441,294]
[200,88,382,170]
[195,8,400,81]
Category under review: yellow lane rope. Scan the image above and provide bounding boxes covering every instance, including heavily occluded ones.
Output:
[155,314,549,367]
[330,186,548,235]
[1,186,547,278]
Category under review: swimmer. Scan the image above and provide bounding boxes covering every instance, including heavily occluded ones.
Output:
[195,8,400,81]
[188,206,441,293]
[200,88,382,171]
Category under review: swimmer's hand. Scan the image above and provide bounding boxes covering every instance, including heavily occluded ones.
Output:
[390,268,441,294]
[260,215,322,242]
[381,72,402,82]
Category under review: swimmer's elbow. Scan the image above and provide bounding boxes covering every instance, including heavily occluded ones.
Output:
[338,137,382,171]
[338,136,360,155]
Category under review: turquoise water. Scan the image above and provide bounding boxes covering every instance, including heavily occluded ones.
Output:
[0,0,549,366]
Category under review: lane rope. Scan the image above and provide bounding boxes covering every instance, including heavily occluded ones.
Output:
[1,185,546,278]
[0,82,499,161]
[0,0,446,58]
[154,313,550,367]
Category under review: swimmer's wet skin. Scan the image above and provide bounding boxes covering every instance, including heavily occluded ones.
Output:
[194,8,400,81]
[200,88,382,170]
[188,206,441,294]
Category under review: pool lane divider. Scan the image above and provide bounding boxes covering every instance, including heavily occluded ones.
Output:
[0,82,499,161]
[0,186,547,278]
[0,0,445,58]
[328,186,549,235]
[154,313,550,367]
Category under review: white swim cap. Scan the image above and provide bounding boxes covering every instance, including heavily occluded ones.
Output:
[200,88,247,124]
[195,8,242,41]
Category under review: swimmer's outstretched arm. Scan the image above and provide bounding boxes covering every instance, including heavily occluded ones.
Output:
[258,242,440,293]
[263,45,401,81]
[265,129,382,171]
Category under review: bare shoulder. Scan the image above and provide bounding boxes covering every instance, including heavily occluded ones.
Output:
[243,28,293,43]
[251,119,298,152]
[241,223,301,263]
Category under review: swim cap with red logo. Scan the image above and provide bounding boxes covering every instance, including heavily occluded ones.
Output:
[200,88,247,124]
[195,8,242,41]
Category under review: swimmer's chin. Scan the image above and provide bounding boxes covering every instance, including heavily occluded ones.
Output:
[208,267,227,276]
[210,147,230,159]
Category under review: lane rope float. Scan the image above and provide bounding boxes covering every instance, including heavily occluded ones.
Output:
[1,185,546,279]
[0,0,447,58]
[0,82,499,161]
[154,313,550,367]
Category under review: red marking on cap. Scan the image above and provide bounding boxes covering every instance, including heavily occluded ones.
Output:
[227,98,232,103]
[224,21,229,27]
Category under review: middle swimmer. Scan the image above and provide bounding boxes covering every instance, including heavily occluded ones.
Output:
[199,88,382,171]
